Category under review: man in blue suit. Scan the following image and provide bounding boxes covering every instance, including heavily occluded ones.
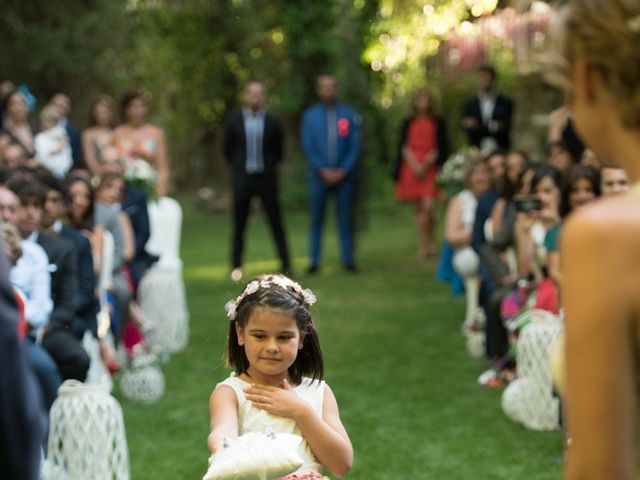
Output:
[301,74,361,273]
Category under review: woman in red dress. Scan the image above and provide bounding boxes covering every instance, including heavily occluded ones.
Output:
[394,88,448,258]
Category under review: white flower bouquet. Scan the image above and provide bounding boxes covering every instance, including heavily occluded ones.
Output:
[436,150,470,199]
[124,158,159,200]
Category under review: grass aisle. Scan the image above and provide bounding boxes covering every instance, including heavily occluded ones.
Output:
[119,197,563,480]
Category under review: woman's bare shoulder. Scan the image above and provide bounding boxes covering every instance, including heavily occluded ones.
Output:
[566,196,640,232]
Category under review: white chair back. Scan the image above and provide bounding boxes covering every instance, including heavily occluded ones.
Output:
[145,197,183,268]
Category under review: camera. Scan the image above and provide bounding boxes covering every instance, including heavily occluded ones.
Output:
[514,195,543,213]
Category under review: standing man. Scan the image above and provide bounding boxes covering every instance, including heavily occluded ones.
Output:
[301,74,361,274]
[223,81,291,281]
[461,65,514,153]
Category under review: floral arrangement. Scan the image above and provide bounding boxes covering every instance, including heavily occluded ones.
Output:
[124,158,159,201]
[436,150,469,199]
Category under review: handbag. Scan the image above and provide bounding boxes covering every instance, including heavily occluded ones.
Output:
[203,430,304,480]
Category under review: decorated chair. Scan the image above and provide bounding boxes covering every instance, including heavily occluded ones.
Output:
[140,197,189,353]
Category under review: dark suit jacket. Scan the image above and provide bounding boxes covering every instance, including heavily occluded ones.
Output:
[223,110,283,188]
[392,115,449,181]
[65,123,84,170]
[37,232,77,330]
[60,225,97,337]
[0,245,46,480]
[462,93,513,150]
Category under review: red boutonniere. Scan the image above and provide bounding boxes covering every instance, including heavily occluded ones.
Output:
[337,118,350,138]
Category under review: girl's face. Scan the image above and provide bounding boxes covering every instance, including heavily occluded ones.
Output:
[69,181,91,220]
[94,100,113,127]
[125,97,148,125]
[535,176,561,215]
[97,178,124,205]
[7,92,28,122]
[569,177,596,210]
[236,307,302,383]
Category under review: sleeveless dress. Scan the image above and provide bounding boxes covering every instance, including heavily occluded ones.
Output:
[216,374,325,476]
[394,116,438,201]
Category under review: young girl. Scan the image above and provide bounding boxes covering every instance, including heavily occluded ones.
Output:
[207,274,353,479]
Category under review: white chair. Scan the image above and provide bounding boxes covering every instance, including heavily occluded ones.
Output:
[145,196,183,268]
[140,197,189,353]
[501,309,563,431]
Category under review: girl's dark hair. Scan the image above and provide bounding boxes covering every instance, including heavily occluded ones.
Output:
[561,164,601,216]
[120,88,149,120]
[227,275,324,384]
[531,164,563,193]
[87,94,115,128]
[66,175,95,230]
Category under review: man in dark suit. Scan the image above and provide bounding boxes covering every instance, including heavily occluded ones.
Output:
[0,243,46,480]
[223,81,291,281]
[39,173,97,338]
[461,65,514,152]
[49,93,84,170]
[8,178,89,381]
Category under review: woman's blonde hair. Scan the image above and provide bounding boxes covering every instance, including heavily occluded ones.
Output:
[545,0,640,129]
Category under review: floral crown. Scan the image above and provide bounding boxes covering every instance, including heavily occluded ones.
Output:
[224,274,317,321]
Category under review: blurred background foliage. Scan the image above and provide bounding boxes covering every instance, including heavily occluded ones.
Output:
[0,0,559,213]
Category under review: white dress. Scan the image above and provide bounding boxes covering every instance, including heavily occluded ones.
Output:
[216,374,325,475]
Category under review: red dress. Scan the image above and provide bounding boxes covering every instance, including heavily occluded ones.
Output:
[394,116,438,201]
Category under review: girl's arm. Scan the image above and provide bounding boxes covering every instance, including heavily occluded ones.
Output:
[244,381,353,477]
[301,384,353,477]
[118,212,135,263]
[444,195,470,248]
[207,386,239,454]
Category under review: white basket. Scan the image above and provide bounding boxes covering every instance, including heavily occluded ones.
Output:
[501,310,563,431]
[119,361,165,403]
[138,264,189,354]
[46,380,129,480]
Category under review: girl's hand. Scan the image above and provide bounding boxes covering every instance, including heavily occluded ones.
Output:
[244,380,312,420]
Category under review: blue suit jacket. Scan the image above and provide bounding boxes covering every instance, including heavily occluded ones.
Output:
[301,103,361,175]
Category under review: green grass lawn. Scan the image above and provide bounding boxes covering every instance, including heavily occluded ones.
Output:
[118,195,563,480]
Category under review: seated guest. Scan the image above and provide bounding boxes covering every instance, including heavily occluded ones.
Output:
[67,175,104,271]
[443,158,491,329]
[547,165,601,288]
[1,143,28,169]
[0,89,37,163]
[548,140,579,181]
[38,174,96,338]
[600,165,629,197]
[0,186,61,410]
[99,145,155,286]
[6,176,89,381]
